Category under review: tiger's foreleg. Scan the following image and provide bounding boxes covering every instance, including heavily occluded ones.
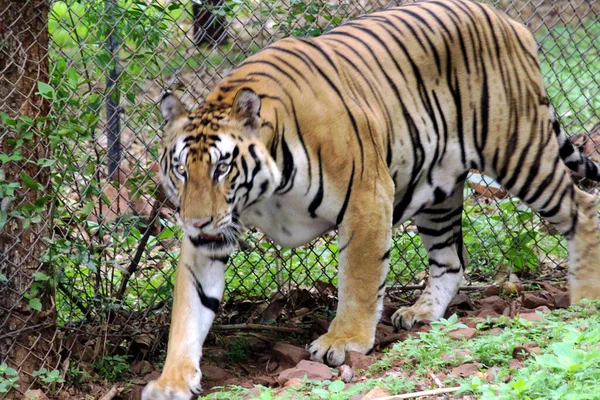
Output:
[392,185,467,330]
[142,238,227,400]
[308,176,393,366]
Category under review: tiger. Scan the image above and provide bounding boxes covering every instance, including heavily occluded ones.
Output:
[142,0,600,398]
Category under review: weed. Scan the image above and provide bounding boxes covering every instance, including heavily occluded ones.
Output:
[93,355,130,381]
[0,363,19,394]
[225,337,252,364]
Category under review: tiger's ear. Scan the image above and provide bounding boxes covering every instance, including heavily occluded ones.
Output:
[231,88,261,132]
[160,93,186,123]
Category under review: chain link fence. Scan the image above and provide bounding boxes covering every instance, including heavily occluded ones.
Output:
[1,0,599,395]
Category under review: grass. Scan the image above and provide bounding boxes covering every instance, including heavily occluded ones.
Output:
[198,302,600,400]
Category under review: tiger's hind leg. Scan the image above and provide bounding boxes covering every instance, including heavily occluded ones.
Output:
[493,115,600,305]
[392,182,468,330]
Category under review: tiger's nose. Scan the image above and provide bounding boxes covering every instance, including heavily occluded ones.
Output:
[190,218,212,229]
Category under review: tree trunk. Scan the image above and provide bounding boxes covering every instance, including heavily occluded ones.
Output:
[192,0,227,46]
[0,0,56,396]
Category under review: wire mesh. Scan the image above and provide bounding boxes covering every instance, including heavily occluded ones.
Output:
[1,0,599,395]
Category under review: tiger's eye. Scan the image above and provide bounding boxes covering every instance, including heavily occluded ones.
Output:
[176,164,185,174]
[216,163,229,174]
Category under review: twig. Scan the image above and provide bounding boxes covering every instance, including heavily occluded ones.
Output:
[377,387,461,399]
[387,285,490,292]
[425,367,443,388]
[99,384,120,400]
[211,323,306,333]
[115,199,161,301]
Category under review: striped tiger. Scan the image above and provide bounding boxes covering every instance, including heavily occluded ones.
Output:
[143,1,600,398]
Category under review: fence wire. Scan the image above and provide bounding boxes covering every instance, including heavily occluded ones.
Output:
[1,0,599,395]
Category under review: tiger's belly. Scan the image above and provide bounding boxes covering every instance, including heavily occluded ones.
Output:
[241,196,335,248]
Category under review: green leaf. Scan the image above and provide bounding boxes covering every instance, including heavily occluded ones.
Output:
[21,172,43,191]
[0,210,6,232]
[328,380,345,393]
[34,271,50,281]
[29,298,42,311]
[1,112,16,127]
[37,81,55,100]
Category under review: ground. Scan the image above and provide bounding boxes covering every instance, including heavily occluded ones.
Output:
[38,277,600,400]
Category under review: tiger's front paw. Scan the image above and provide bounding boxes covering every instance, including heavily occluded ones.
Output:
[392,305,439,330]
[308,332,374,367]
[141,368,202,400]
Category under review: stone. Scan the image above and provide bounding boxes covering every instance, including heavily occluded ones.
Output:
[476,309,502,319]
[482,285,500,297]
[449,293,474,310]
[338,365,354,383]
[509,359,523,370]
[130,360,153,375]
[278,360,332,384]
[518,312,543,322]
[202,364,235,382]
[485,367,501,382]
[143,371,161,383]
[451,363,480,377]
[272,343,310,367]
[22,390,49,400]
[553,292,570,309]
[344,351,374,370]
[447,328,477,340]
[486,327,504,336]
[361,387,392,399]
[479,296,508,314]
[522,294,548,309]
[253,376,276,387]
[513,344,541,361]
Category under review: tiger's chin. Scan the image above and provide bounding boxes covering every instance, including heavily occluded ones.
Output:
[188,233,237,256]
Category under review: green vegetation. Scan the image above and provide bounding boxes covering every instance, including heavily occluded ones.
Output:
[199,302,600,400]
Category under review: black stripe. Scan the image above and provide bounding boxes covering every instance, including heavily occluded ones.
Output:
[308,148,324,218]
[209,255,230,264]
[187,266,220,314]
[336,161,355,226]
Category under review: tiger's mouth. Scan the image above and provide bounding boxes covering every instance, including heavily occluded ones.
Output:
[188,230,237,253]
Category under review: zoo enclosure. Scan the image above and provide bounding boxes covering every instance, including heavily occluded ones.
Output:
[1,0,599,395]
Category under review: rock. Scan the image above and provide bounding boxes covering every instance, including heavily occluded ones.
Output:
[534,306,551,313]
[344,351,374,370]
[22,390,49,400]
[522,294,548,309]
[450,363,480,377]
[449,293,474,310]
[448,328,477,340]
[509,359,523,370]
[272,343,310,367]
[253,376,276,387]
[284,378,304,388]
[476,309,502,319]
[540,282,563,293]
[202,364,235,382]
[485,366,501,382]
[479,296,508,314]
[338,365,354,383]
[361,387,392,399]
[553,292,570,309]
[518,312,542,322]
[512,344,541,361]
[130,360,153,375]
[482,285,500,297]
[278,360,332,384]
[486,327,504,336]
[143,371,161,383]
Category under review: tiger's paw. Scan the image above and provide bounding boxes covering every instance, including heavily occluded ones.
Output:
[141,369,202,400]
[308,332,374,367]
[392,305,439,330]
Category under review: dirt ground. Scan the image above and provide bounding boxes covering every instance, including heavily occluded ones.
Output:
[38,276,572,400]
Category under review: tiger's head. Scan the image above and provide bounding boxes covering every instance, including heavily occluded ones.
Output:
[159,89,281,255]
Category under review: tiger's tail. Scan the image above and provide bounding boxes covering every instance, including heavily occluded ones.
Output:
[552,107,600,181]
